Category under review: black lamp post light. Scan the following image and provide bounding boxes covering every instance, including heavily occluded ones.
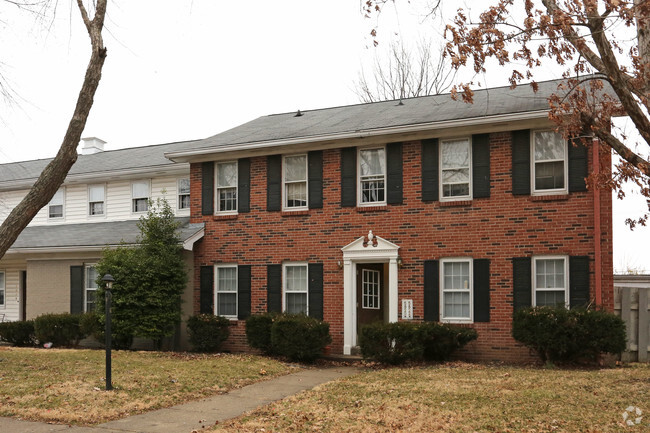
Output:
[101,273,115,391]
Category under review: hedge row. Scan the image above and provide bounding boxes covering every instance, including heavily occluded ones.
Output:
[0,313,98,347]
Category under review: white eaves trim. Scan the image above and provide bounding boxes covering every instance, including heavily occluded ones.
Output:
[165,110,550,163]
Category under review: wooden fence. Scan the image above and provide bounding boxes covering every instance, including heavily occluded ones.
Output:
[615,286,649,362]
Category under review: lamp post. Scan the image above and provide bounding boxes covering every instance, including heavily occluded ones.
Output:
[102,274,115,391]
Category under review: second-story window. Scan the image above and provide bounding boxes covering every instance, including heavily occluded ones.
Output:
[283,155,307,210]
[358,147,386,205]
[178,178,190,210]
[440,138,471,199]
[532,130,567,194]
[216,162,238,213]
[88,185,105,216]
[48,188,64,219]
[132,181,150,213]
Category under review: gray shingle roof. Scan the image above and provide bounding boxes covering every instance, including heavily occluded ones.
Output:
[0,139,200,184]
[183,78,606,152]
[8,218,203,250]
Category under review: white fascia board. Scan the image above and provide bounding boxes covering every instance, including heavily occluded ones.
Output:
[0,163,190,192]
[165,110,549,163]
[183,228,205,251]
[5,244,138,254]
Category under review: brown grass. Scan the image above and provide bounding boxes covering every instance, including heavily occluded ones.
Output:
[0,347,292,425]
[215,362,650,432]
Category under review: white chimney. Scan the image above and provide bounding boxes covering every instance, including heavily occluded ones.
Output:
[81,137,106,155]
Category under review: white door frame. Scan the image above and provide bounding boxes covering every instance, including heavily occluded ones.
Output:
[341,232,399,355]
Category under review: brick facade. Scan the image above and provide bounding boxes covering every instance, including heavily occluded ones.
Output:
[189,131,613,363]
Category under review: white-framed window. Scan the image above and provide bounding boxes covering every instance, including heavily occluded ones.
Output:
[85,265,98,312]
[440,137,472,200]
[533,256,569,307]
[283,154,308,210]
[178,178,190,210]
[361,268,381,309]
[283,263,308,315]
[88,184,105,216]
[131,181,150,213]
[358,147,386,205]
[0,270,5,307]
[48,188,65,219]
[215,265,237,318]
[532,130,568,194]
[440,258,473,322]
[215,161,238,213]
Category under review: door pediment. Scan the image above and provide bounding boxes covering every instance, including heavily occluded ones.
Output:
[341,231,399,260]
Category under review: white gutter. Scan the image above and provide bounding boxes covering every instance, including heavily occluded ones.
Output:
[165,110,549,162]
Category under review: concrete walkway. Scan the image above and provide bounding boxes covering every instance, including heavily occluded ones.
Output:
[0,366,359,433]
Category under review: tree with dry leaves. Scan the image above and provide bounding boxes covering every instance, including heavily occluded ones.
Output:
[0,0,108,260]
[366,0,650,226]
[354,39,455,103]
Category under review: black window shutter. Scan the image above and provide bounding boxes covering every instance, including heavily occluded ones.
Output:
[511,130,531,195]
[267,264,282,313]
[199,266,214,314]
[238,158,251,213]
[70,266,84,314]
[512,257,532,311]
[473,259,490,322]
[238,265,252,320]
[568,139,588,192]
[308,263,324,320]
[201,162,214,215]
[569,256,590,309]
[423,260,439,321]
[421,138,439,201]
[308,151,323,209]
[472,134,491,198]
[267,155,282,211]
[340,147,357,207]
[386,142,403,204]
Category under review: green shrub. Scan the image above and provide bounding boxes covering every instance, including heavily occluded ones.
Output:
[512,307,626,363]
[359,321,478,365]
[359,322,423,365]
[418,322,478,362]
[245,313,277,354]
[79,312,101,339]
[187,314,231,352]
[33,313,87,347]
[0,320,36,347]
[270,314,331,363]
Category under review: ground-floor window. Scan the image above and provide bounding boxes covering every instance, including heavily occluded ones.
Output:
[441,258,472,321]
[533,256,568,307]
[0,271,5,307]
[215,265,238,318]
[85,265,97,312]
[283,263,308,314]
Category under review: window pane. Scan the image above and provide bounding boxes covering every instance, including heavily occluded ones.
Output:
[90,202,104,215]
[179,194,190,209]
[132,182,149,198]
[178,178,190,194]
[286,182,307,208]
[443,262,470,290]
[285,266,307,292]
[218,188,237,211]
[536,290,565,307]
[217,267,237,292]
[536,259,565,289]
[50,189,64,206]
[89,185,104,202]
[217,293,237,316]
[86,267,98,289]
[0,272,4,287]
[361,178,385,203]
[133,198,148,212]
[534,131,565,161]
[535,161,565,190]
[442,183,470,198]
[217,162,237,187]
[441,139,470,169]
[49,205,63,218]
[444,292,470,318]
[286,293,307,314]
[285,155,306,182]
[86,289,96,312]
[359,149,385,176]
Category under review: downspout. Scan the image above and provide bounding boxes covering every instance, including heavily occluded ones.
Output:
[593,138,602,306]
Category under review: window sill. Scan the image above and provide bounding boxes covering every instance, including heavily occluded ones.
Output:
[439,200,472,207]
[356,205,388,212]
[213,213,238,221]
[282,210,310,217]
[531,194,569,202]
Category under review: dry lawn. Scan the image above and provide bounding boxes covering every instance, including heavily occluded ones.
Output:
[215,362,650,433]
[0,346,292,425]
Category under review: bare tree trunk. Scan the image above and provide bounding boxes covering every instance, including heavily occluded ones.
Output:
[636,0,650,96]
[0,0,108,260]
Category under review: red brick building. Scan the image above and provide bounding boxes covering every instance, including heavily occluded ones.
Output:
[166,79,613,362]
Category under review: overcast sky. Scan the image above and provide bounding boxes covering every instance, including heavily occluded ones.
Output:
[0,0,648,272]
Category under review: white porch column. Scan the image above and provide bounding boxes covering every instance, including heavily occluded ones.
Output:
[388,257,399,323]
[343,259,354,355]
